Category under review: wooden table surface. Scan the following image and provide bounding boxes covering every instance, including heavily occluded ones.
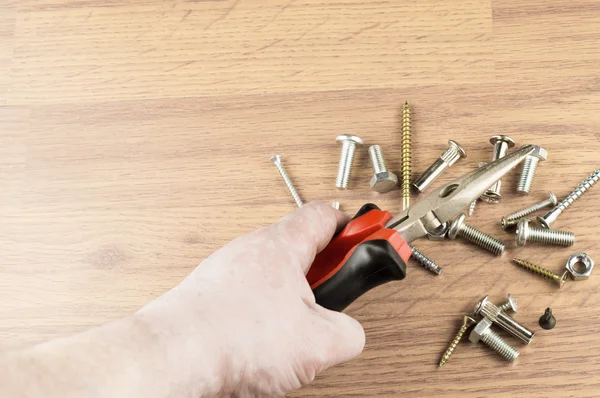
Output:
[2,0,600,396]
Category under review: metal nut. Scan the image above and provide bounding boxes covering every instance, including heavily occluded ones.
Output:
[566,253,594,280]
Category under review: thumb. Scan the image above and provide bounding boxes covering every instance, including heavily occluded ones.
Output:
[311,306,366,368]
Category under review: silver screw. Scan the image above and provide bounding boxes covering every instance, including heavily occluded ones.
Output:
[516,147,548,194]
[481,135,515,203]
[368,145,398,193]
[501,191,558,229]
[516,219,574,247]
[468,162,487,216]
[335,135,364,189]
[469,318,519,362]
[538,169,600,228]
[448,213,505,256]
[413,140,467,192]
[474,296,534,345]
[409,245,442,275]
[331,201,340,210]
[498,294,518,313]
[270,155,303,208]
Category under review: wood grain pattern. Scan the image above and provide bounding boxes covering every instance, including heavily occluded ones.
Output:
[1,0,600,396]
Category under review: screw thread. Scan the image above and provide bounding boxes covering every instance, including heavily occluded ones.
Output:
[468,199,478,216]
[271,155,303,208]
[368,145,387,174]
[401,102,412,210]
[439,324,469,367]
[336,141,357,189]
[498,302,512,312]
[540,170,600,227]
[480,329,519,361]
[517,156,539,194]
[459,224,505,255]
[502,196,555,228]
[528,227,575,246]
[410,245,442,275]
[512,258,565,286]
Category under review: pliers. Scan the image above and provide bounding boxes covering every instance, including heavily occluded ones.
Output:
[307,145,537,311]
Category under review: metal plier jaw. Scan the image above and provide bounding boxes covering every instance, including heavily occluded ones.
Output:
[385,145,537,243]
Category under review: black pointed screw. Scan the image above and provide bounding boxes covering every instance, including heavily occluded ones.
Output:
[539,308,556,330]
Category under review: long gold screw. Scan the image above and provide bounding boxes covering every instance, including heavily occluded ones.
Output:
[401,101,412,210]
[439,315,476,367]
[512,258,569,288]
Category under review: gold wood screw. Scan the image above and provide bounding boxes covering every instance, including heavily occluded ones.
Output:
[512,258,569,288]
[401,101,412,210]
[439,315,476,367]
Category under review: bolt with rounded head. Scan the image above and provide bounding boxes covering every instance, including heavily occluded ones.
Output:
[335,135,364,189]
[474,295,534,344]
[516,219,575,247]
[270,154,303,208]
[501,191,558,229]
[448,213,505,256]
[517,146,548,194]
[368,145,398,193]
[498,294,518,313]
[413,140,466,192]
[469,318,519,362]
[481,135,515,203]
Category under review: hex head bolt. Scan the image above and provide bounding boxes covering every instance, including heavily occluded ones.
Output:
[270,155,303,208]
[439,315,476,367]
[538,169,600,228]
[448,213,505,256]
[474,296,534,345]
[517,147,548,194]
[335,135,364,189]
[516,219,575,247]
[481,135,515,203]
[512,258,570,288]
[413,140,466,193]
[410,245,442,275]
[368,145,398,193]
[501,192,558,229]
[469,318,520,362]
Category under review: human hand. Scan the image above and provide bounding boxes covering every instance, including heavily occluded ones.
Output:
[157,202,366,397]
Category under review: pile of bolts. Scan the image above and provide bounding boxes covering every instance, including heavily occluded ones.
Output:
[270,102,599,366]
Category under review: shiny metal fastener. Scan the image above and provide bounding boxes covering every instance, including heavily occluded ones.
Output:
[517,146,547,194]
[368,145,398,193]
[335,135,364,189]
[512,258,569,288]
[448,213,505,256]
[413,140,466,193]
[474,296,534,345]
[469,318,519,362]
[481,135,515,203]
[270,155,303,208]
[410,245,442,275]
[439,315,476,367]
[538,169,600,228]
[516,219,575,247]
[501,192,557,229]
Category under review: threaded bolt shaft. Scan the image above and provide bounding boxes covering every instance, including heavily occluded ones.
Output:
[502,192,557,229]
[439,316,476,367]
[410,245,442,275]
[448,213,505,256]
[270,155,303,208]
[368,145,388,173]
[401,101,412,210]
[335,135,364,189]
[517,156,539,194]
[538,169,600,228]
[480,329,520,362]
[512,258,569,288]
[498,294,518,313]
[516,219,574,247]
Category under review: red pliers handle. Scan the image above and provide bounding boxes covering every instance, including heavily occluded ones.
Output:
[306,204,412,312]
